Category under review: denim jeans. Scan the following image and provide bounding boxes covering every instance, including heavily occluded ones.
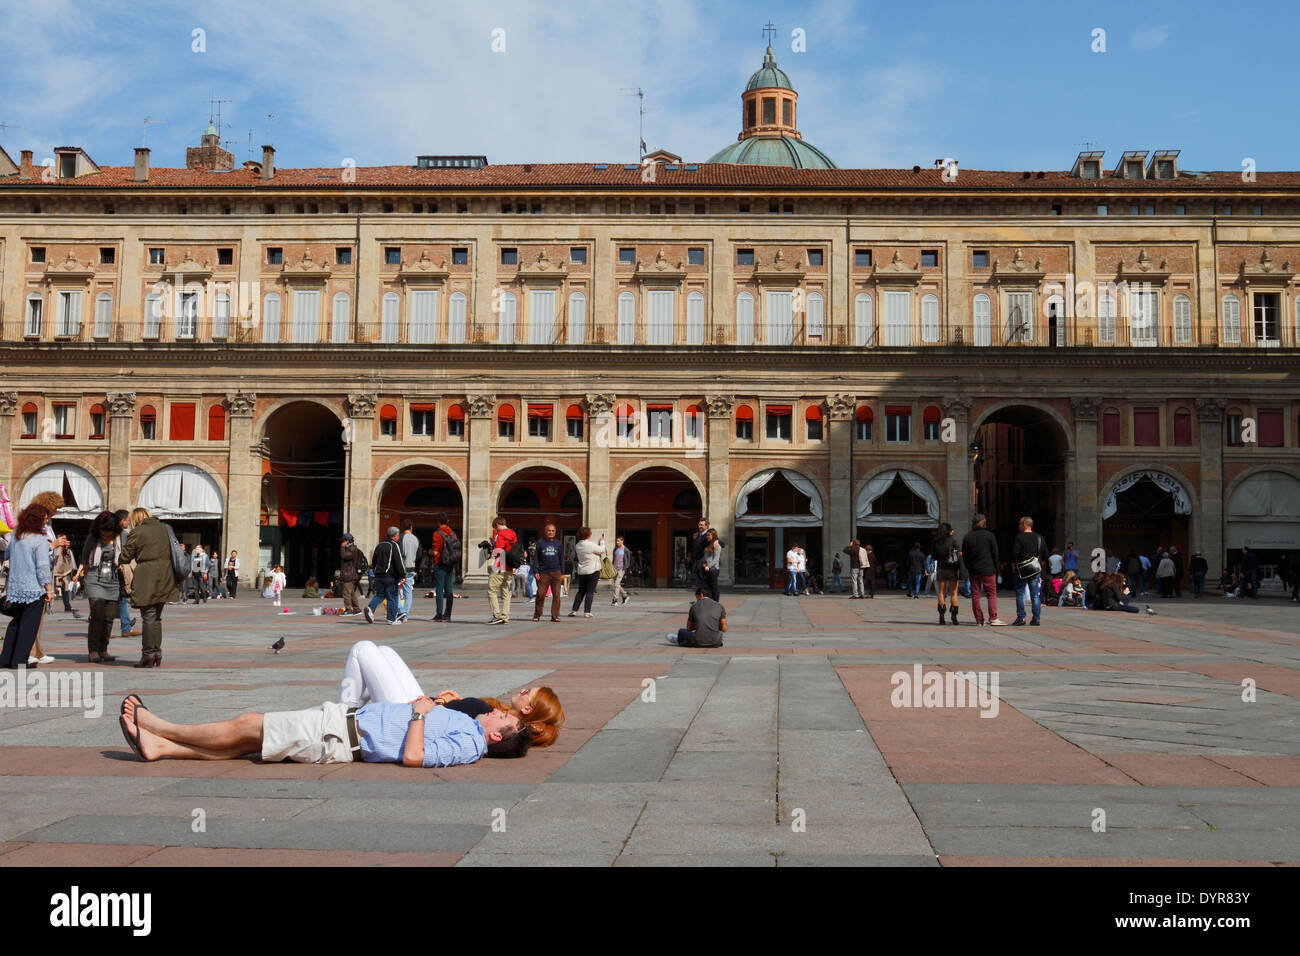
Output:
[398,571,416,616]
[1191,571,1205,597]
[432,566,454,618]
[830,572,843,592]
[118,595,132,632]
[909,573,923,597]
[786,569,798,594]
[369,576,400,622]
[1015,575,1042,623]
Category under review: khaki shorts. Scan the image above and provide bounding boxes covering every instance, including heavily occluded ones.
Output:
[260,701,354,764]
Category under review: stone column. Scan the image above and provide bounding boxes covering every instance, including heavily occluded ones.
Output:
[704,394,735,585]
[224,391,259,589]
[825,392,855,578]
[584,392,615,538]
[1071,397,1102,558]
[105,391,136,508]
[344,393,376,547]
[463,393,496,584]
[1196,397,1226,579]
[0,391,18,496]
[942,395,972,534]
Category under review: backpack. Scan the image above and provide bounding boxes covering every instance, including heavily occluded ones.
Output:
[437,529,461,567]
[355,548,368,575]
[505,539,527,571]
[163,523,189,585]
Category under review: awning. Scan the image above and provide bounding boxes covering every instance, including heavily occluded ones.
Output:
[566,404,583,419]
[18,464,104,519]
[448,404,465,421]
[855,469,940,527]
[734,468,823,527]
[766,405,792,416]
[528,405,553,418]
[497,404,516,421]
[137,464,223,519]
[736,405,754,421]
[410,403,436,413]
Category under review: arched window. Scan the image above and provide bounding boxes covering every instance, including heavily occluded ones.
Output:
[497,403,516,439]
[213,290,231,340]
[497,291,516,344]
[921,293,940,343]
[855,405,873,442]
[380,291,400,343]
[684,403,702,440]
[1222,294,1241,344]
[1173,294,1192,344]
[448,291,467,344]
[615,402,636,439]
[735,404,754,441]
[1099,289,1117,344]
[854,292,873,346]
[805,404,823,441]
[94,292,113,339]
[560,489,583,509]
[89,403,106,439]
[567,291,587,345]
[686,290,705,344]
[618,291,636,345]
[565,403,584,440]
[262,292,281,342]
[735,291,754,345]
[379,403,398,439]
[140,404,157,441]
[21,402,38,438]
[207,405,226,441]
[25,293,43,337]
[143,292,163,339]
[972,293,992,347]
[806,291,824,338]
[331,292,350,343]
[447,402,465,439]
[923,405,942,441]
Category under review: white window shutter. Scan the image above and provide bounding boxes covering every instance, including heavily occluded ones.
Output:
[973,294,991,346]
[1173,294,1191,344]
[1099,292,1116,344]
[618,291,636,344]
[527,289,555,344]
[448,292,467,343]
[686,291,705,344]
[331,293,350,343]
[764,290,793,345]
[647,289,675,344]
[567,291,586,344]
[409,289,438,344]
[292,289,321,343]
[380,292,399,343]
[1222,294,1240,344]
[883,290,910,346]
[921,293,940,343]
[806,292,824,337]
[497,291,516,344]
[144,293,162,338]
[94,293,113,339]
[854,292,873,346]
[262,293,282,342]
[736,292,754,345]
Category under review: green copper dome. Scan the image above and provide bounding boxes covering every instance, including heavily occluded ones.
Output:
[707,135,838,170]
[747,46,794,91]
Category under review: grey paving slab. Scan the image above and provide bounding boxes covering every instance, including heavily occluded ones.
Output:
[662,750,776,785]
[778,784,932,825]
[457,853,620,867]
[152,778,536,802]
[614,853,777,867]
[546,729,683,783]
[637,799,778,826]
[778,730,893,783]
[924,825,1300,861]
[777,854,939,867]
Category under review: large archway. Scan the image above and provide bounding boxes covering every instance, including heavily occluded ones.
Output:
[615,466,703,588]
[733,468,824,588]
[1102,469,1193,562]
[972,404,1070,557]
[855,469,941,590]
[377,464,465,585]
[137,463,226,556]
[496,466,584,566]
[1227,469,1300,579]
[261,400,345,587]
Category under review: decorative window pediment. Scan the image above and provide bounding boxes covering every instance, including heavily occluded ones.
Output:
[989,248,1044,287]
[871,250,923,285]
[160,248,213,281]
[281,249,332,282]
[43,253,95,283]
[751,249,805,287]
[1236,249,1294,287]
[397,249,448,283]
[634,248,686,284]
[517,249,568,283]
[1116,248,1171,284]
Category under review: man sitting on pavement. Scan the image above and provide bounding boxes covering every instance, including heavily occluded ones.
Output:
[667,587,727,647]
[119,693,530,766]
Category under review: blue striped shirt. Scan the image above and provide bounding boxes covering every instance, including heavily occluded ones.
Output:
[355,701,486,767]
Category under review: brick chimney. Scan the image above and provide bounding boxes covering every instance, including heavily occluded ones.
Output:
[261,144,275,181]
[19,149,32,180]
[134,147,150,182]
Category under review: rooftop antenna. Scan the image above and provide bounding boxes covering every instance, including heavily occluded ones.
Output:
[265,112,277,147]
[141,116,167,148]
[619,88,650,158]
[208,93,233,145]
[0,121,19,143]
[246,128,254,161]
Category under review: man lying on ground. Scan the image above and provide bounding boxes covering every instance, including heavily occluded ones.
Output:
[119,691,530,767]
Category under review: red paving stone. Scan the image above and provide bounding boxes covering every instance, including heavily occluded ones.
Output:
[940,856,1283,867]
[131,847,462,867]
[0,842,166,866]
[1095,753,1261,786]
[836,664,1135,786]
[1206,755,1300,787]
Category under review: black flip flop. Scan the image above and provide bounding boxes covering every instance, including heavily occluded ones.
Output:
[119,694,146,717]
[119,715,145,761]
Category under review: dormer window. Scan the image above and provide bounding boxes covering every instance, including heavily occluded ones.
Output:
[1081,161,1100,179]
[1125,161,1143,179]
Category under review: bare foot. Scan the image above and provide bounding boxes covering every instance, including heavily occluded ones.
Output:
[121,713,160,761]
[123,697,161,738]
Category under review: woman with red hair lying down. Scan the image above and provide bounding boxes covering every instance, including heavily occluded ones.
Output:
[338,640,565,747]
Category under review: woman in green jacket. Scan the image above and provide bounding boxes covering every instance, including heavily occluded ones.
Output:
[118,507,179,668]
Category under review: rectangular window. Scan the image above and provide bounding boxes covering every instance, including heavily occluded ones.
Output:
[90,408,105,438]
[55,290,83,336]
[527,406,552,439]
[1254,292,1280,343]
[498,248,517,266]
[1097,205,1108,216]
[569,247,587,264]
[31,247,46,263]
[100,247,115,265]
[885,406,911,443]
[854,249,872,268]
[856,420,872,442]
[738,203,750,214]
[1173,412,1192,446]
[647,406,673,440]
[1176,204,1186,216]
[448,417,465,439]
[923,418,940,441]
[1103,411,1120,446]
[177,291,199,338]
[768,202,779,215]
[1253,204,1263,216]
[1129,288,1159,346]
[168,403,196,441]
[806,416,822,441]
[684,411,700,440]
[52,403,75,438]
[921,250,938,268]
[1129,205,1140,216]
[762,407,791,440]
[1222,204,1232,216]
[410,405,437,436]
[807,249,823,266]
[618,247,635,265]
[1144,205,1155,216]
[149,247,165,265]
[1134,408,1160,446]
[688,247,705,265]
[746,100,756,128]
[971,250,989,268]
[336,247,352,266]
[380,415,397,438]
[1259,409,1284,447]
[566,416,583,440]
[498,419,515,439]
[1227,413,1243,446]
[217,248,233,265]
[384,247,401,266]
[25,296,42,337]
[452,247,468,265]
[762,97,775,124]
[266,247,282,265]
[736,248,755,266]
[782,99,792,125]
[736,418,753,441]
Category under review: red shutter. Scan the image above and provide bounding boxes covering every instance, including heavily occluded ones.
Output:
[1133,409,1159,446]
[1259,409,1284,447]
[1173,412,1192,446]
[207,405,225,441]
[1102,411,1120,446]
[410,403,436,413]
[169,403,196,441]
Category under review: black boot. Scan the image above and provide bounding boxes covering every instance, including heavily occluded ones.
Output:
[938,603,946,625]
[949,605,958,625]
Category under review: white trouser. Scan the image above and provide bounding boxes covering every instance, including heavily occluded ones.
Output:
[338,640,423,707]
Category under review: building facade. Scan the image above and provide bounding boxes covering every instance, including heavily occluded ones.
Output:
[4,48,1300,588]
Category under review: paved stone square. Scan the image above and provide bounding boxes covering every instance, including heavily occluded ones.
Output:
[2,588,1297,867]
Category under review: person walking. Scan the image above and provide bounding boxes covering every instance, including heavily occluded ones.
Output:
[190,544,210,604]
[830,551,843,594]
[785,543,800,596]
[1011,516,1048,626]
[1156,552,1176,598]
[689,518,710,595]
[396,520,420,623]
[225,550,241,599]
[1240,547,1260,599]
[118,507,179,667]
[52,533,83,619]
[1189,550,1208,598]
[484,515,517,625]
[933,523,961,625]
[862,544,876,598]
[271,565,286,606]
[906,542,926,599]
[844,539,863,599]
[337,534,365,615]
[113,510,139,638]
[429,512,460,622]
[567,528,606,618]
[610,535,630,606]
[1,504,55,669]
[532,523,564,622]
[76,510,123,663]
[364,527,405,625]
[961,513,1006,627]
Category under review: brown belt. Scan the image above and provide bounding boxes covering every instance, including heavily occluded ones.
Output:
[345,706,362,761]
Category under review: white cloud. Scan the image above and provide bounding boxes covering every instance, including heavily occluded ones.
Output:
[1130,26,1169,52]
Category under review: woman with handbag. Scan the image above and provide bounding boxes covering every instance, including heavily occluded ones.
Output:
[1,504,55,668]
[77,510,124,663]
[118,507,179,668]
[932,523,962,625]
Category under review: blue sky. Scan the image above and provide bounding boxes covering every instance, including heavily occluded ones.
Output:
[1,0,1295,174]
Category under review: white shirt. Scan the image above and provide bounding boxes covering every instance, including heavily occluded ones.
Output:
[786,549,799,570]
[795,550,807,572]
[1048,554,1063,575]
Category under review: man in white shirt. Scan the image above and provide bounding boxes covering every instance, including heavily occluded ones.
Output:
[785,546,800,595]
